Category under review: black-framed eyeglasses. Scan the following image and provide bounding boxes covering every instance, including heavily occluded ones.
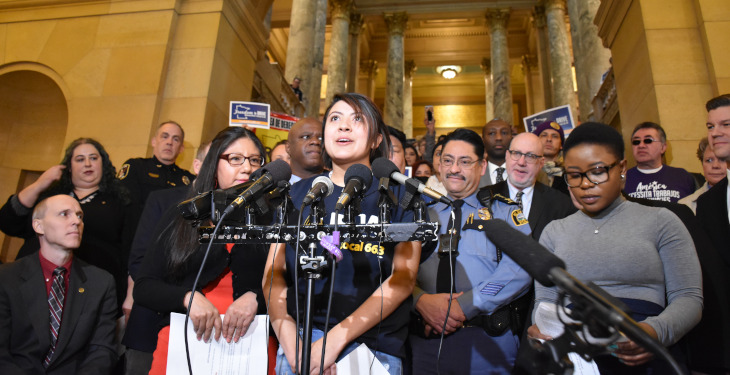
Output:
[440,156,481,169]
[631,138,657,146]
[507,149,543,164]
[219,153,264,167]
[563,162,619,187]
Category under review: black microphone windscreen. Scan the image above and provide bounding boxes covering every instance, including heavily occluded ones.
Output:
[371,157,399,180]
[344,163,373,190]
[261,159,292,183]
[482,219,565,287]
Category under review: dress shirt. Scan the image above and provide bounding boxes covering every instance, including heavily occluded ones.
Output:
[507,182,534,218]
[488,161,507,184]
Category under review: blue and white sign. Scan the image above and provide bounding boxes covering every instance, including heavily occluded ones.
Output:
[523,105,575,134]
[230,101,270,129]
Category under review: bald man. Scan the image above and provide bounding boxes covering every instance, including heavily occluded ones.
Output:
[483,132,575,241]
[287,118,324,184]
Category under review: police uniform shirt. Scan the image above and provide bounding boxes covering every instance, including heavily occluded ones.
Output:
[413,192,532,319]
[117,156,194,208]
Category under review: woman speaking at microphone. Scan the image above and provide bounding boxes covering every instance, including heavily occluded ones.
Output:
[264,93,422,375]
[134,126,271,374]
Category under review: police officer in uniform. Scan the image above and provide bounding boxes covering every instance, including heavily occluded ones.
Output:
[117,121,194,211]
[410,129,532,374]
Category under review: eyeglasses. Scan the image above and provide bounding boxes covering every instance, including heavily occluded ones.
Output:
[564,162,619,187]
[507,150,543,164]
[219,153,264,167]
[440,157,481,169]
[631,138,658,146]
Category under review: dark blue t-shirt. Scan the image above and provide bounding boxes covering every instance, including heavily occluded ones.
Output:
[285,173,416,358]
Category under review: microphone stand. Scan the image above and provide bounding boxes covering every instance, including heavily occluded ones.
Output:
[299,199,327,375]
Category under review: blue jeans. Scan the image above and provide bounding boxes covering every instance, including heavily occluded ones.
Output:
[275,328,402,375]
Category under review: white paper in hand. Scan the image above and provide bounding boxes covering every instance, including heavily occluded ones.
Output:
[336,343,389,375]
[167,313,269,375]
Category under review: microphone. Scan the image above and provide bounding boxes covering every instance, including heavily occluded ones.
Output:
[335,164,372,211]
[371,157,452,205]
[302,175,335,206]
[480,219,672,364]
[222,159,292,216]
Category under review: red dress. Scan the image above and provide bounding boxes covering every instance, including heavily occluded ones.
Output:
[148,244,277,374]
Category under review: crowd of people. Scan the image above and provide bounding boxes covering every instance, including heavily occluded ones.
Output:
[0,91,728,375]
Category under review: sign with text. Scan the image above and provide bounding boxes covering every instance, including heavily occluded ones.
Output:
[523,105,575,134]
[230,101,270,129]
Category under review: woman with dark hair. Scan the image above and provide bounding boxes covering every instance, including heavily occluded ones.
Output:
[0,137,133,308]
[265,93,421,375]
[412,160,434,182]
[527,122,703,374]
[133,126,270,374]
[404,144,420,166]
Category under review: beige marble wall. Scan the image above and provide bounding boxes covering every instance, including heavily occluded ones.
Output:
[404,60,416,138]
[347,13,364,93]
[694,0,730,95]
[532,6,553,109]
[0,0,267,189]
[596,0,713,172]
[307,0,327,117]
[481,58,495,121]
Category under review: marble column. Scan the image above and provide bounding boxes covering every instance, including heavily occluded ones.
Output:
[486,8,513,124]
[306,0,327,117]
[545,0,577,121]
[325,0,352,105]
[481,58,495,122]
[285,0,318,102]
[360,59,378,99]
[383,12,408,130]
[532,6,553,109]
[522,55,537,115]
[566,0,611,121]
[404,60,416,138]
[347,13,364,92]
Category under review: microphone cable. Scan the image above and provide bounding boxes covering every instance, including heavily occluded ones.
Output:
[436,208,458,375]
[293,204,306,374]
[183,209,231,375]
[319,209,340,375]
[264,196,288,375]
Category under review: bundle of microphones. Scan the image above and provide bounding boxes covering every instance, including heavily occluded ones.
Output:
[176,157,682,374]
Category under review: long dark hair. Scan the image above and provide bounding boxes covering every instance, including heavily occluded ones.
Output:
[322,93,391,168]
[41,138,130,204]
[164,126,265,275]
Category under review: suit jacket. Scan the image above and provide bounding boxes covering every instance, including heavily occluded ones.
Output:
[485,181,576,241]
[694,177,730,371]
[0,254,117,375]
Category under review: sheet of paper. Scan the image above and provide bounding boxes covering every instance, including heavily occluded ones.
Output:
[336,343,389,375]
[167,313,269,375]
[535,302,601,375]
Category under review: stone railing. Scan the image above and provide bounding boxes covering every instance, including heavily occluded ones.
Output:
[252,57,305,118]
[592,66,618,125]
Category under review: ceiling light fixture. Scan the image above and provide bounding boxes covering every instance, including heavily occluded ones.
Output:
[436,65,462,80]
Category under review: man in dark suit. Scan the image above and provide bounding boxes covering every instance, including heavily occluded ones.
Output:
[0,194,117,374]
[693,93,730,373]
[485,132,575,241]
[479,118,512,188]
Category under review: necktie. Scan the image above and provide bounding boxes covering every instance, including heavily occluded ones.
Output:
[495,167,505,183]
[437,199,464,293]
[515,191,524,212]
[45,267,66,367]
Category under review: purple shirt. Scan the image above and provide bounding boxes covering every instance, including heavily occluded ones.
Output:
[624,165,696,203]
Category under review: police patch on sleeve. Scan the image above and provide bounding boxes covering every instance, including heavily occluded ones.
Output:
[117,164,130,180]
[511,209,528,226]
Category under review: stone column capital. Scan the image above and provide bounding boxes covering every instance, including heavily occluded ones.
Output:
[405,60,417,78]
[349,13,364,34]
[360,59,378,76]
[329,0,353,21]
[384,12,408,36]
[485,8,510,31]
[521,54,537,74]
[481,58,492,75]
[532,6,547,28]
[544,0,566,12]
